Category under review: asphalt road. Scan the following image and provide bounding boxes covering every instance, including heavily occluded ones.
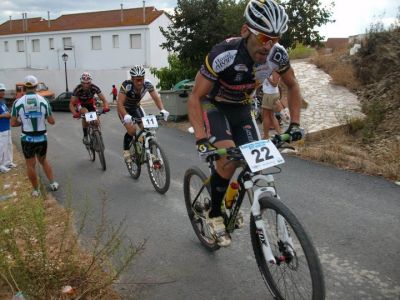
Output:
[12,108,400,299]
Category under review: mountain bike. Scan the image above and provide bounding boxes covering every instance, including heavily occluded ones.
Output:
[125,114,170,194]
[79,110,107,171]
[183,134,325,299]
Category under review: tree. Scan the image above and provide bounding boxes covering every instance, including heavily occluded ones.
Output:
[279,0,335,48]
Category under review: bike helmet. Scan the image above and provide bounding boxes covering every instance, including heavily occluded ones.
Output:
[80,72,92,83]
[130,65,145,77]
[244,0,289,37]
[24,75,38,88]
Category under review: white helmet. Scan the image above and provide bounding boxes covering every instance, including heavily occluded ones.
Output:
[80,72,92,83]
[24,75,38,88]
[0,83,6,91]
[130,65,145,77]
[244,0,289,37]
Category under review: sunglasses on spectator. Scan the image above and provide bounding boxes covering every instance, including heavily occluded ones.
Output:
[248,27,279,46]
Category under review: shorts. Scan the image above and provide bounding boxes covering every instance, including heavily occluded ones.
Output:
[119,106,145,124]
[77,99,97,112]
[262,93,280,110]
[21,141,47,159]
[202,98,260,146]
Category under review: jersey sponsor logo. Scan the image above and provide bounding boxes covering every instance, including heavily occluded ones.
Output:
[212,50,237,73]
[234,73,243,82]
[125,84,132,91]
[219,79,255,91]
[269,46,289,68]
[234,64,249,72]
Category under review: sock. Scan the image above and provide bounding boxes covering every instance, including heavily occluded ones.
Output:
[123,133,133,150]
[209,172,230,218]
[83,127,88,137]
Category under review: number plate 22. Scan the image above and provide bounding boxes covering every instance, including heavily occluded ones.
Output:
[239,140,284,172]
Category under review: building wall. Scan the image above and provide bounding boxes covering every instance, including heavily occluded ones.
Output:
[0,14,171,71]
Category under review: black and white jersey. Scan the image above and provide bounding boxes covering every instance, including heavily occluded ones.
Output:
[119,79,155,109]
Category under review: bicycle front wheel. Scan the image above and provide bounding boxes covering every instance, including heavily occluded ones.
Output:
[146,140,170,194]
[127,141,141,179]
[86,129,95,162]
[183,167,219,251]
[250,196,325,300]
[94,131,106,171]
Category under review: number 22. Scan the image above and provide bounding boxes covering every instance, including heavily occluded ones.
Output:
[251,147,273,163]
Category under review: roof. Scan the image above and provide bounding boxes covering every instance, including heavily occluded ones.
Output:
[0,7,164,36]
[325,38,349,49]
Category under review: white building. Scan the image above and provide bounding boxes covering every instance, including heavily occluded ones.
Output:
[0,6,171,95]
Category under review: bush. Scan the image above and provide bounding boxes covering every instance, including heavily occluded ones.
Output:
[288,43,316,60]
[150,54,197,90]
[0,190,142,299]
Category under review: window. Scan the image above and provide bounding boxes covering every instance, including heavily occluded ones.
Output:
[63,37,72,50]
[130,34,141,49]
[112,35,119,48]
[17,40,24,52]
[32,39,40,52]
[4,41,9,52]
[49,38,54,50]
[91,36,101,50]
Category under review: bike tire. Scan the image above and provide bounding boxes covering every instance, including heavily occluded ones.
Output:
[86,129,95,162]
[183,167,220,252]
[94,131,106,171]
[127,141,141,179]
[250,195,325,300]
[146,140,170,194]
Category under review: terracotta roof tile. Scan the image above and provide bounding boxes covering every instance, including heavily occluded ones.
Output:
[0,7,164,36]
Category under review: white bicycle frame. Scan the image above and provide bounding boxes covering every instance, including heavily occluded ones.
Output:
[243,172,294,265]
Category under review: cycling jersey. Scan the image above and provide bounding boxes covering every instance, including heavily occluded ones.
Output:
[72,84,102,103]
[11,92,51,139]
[119,79,155,110]
[200,38,290,105]
[254,43,291,85]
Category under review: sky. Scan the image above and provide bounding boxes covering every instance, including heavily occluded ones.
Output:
[0,0,398,39]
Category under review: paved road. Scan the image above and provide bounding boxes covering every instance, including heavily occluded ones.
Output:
[12,109,400,299]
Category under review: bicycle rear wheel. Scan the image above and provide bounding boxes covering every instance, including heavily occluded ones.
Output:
[127,141,141,179]
[250,196,325,300]
[94,130,106,171]
[183,167,219,251]
[146,140,170,194]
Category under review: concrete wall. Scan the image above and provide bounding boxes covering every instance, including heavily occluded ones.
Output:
[148,14,171,69]
[0,68,159,101]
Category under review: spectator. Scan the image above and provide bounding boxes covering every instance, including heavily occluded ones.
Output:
[0,83,16,173]
[111,84,118,103]
[261,71,282,139]
[11,75,59,197]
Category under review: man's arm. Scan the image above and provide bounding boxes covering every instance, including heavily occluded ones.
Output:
[280,67,301,124]
[69,95,78,114]
[117,92,128,117]
[268,71,280,87]
[188,72,214,141]
[10,116,21,127]
[0,112,11,119]
[98,93,109,110]
[47,115,55,125]
[148,90,165,111]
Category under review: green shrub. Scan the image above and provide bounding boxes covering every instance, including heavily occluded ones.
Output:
[288,43,316,60]
[151,54,197,90]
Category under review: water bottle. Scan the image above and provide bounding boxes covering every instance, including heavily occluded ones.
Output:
[225,181,239,209]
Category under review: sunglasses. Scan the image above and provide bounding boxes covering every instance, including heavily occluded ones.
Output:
[132,77,144,82]
[248,27,279,46]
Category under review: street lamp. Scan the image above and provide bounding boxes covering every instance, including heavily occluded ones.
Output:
[62,53,69,92]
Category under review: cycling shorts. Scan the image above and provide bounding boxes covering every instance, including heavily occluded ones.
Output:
[77,98,97,112]
[119,106,145,124]
[202,98,260,146]
[21,140,47,159]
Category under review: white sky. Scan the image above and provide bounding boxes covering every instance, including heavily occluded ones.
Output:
[0,0,398,39]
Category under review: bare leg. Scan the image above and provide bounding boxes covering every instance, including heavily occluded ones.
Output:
[25,157,39,189]
[38,155,54,182]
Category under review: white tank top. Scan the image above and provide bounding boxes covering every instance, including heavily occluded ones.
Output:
[262,75,279,94]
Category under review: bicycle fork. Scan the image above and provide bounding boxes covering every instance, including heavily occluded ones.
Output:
[247,175,294,265]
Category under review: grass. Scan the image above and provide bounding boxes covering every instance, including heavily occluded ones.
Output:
[288,43,316,60]
[0,147,143,299]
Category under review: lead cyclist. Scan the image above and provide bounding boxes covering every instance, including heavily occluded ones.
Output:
[188,0,304,247]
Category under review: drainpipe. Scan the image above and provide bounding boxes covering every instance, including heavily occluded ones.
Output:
[9,16,12,32]
[48,11,51,28]
[120,4,124,23]
[143,1,146,24]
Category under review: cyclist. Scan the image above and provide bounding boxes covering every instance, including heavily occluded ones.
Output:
[188,0,303,247]
[69,72,110,144]
[11,75,59,197]
[117,65,169,163]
